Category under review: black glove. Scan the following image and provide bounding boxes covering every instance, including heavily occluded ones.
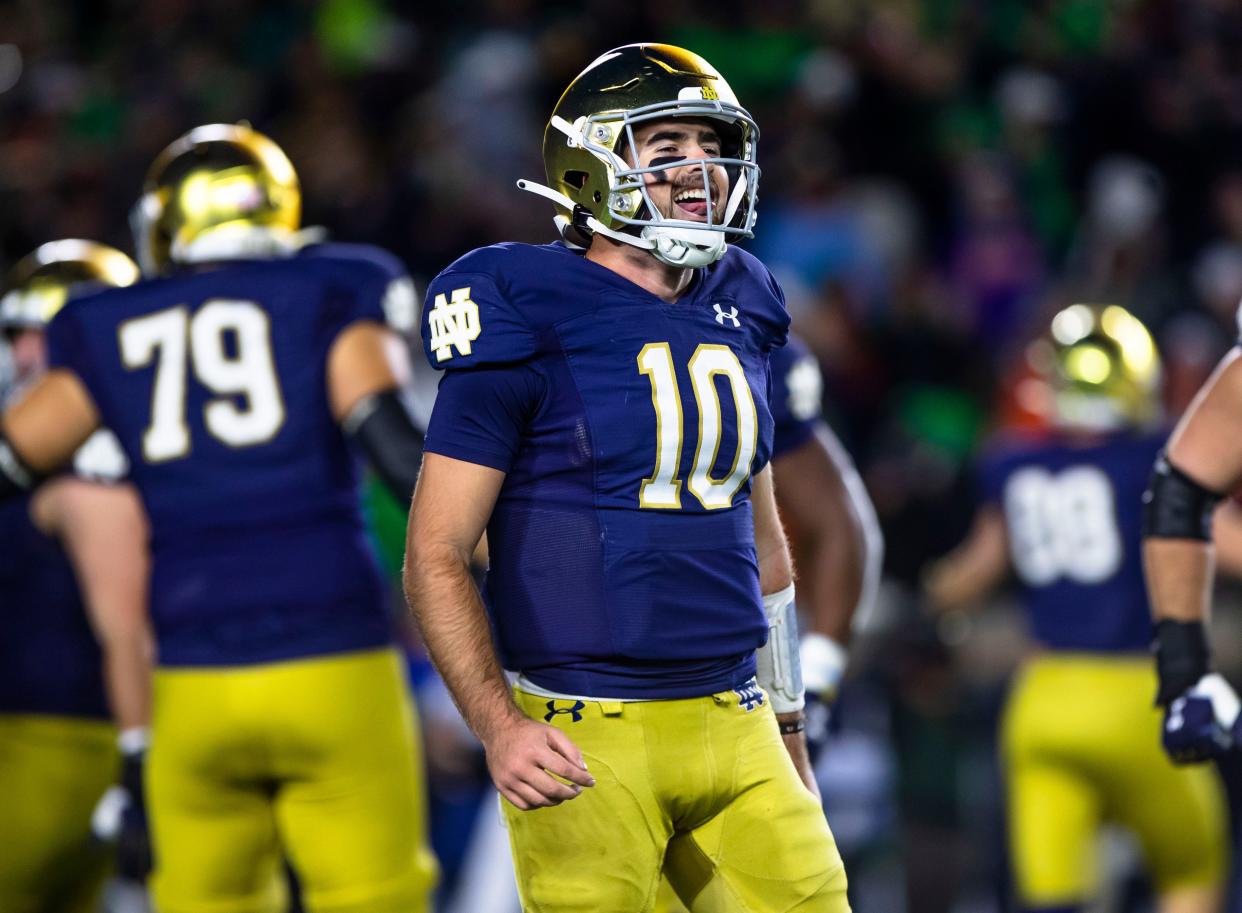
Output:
[1153,619,1210,707]
[92,737,152,882]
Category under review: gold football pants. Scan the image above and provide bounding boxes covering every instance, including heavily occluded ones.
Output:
[0,714,117,913]
[505,686,850,913]
[148,647,437,913]
[1002,654,1227,908]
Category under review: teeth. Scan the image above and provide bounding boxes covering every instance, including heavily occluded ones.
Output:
[674,190,707,204]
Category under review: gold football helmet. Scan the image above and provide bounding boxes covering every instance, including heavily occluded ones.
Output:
[132,123,301,275]
[517,43,759,268]
[1025,303,1162,431]
[0,239,139,330]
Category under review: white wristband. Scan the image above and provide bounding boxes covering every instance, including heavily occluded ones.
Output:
[800,633,848,699]
[117,726,150,756]
[756,584,805,714]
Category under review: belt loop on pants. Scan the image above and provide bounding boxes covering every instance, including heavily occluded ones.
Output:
[600,701,624,717]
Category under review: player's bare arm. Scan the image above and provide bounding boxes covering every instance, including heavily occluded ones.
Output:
[1144,347,1242,761]
[773,428,876,645]
[752,464,820,799]
[1211,500,1242,578]
[924,506,1010,612]
[1145,349,1242,624]
[0,368,98,492]
[327,319,424,505]
[404,452,595,810]
[31,478,152,731]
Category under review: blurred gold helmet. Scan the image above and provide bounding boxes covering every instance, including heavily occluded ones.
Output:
[133,123,301,275]
[1024,303,1162,431]
[517,43,759,269]
[1,240,139,331]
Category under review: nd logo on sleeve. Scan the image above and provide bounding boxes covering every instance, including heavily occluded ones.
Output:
[428,287,482,362]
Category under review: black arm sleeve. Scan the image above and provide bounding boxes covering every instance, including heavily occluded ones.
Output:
[343,389,425,507]
[1142,452,1223,541]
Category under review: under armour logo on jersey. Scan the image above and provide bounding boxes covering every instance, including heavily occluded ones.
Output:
[544,700,586,723]
[713,303,740,328]
[427,287,481,362]
[734,681,765,712]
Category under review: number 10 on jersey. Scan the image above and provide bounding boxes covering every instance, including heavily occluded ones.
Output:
[638,343,758,511]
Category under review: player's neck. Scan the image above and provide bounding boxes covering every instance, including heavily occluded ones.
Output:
[585,236,695,303]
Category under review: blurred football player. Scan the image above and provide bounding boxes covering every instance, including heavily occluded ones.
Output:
[769,333,883,752]
[0,125,435,913]
[0,241,153,912]
[925,304,1226,913]
[404,44,849,913]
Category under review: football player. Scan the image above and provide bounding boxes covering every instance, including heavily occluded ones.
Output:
[404,44,850,912]
[925,304,1226,913]
[0,125,436,913]
[769,333,883,750]
[1143,304,1242,762]
[0,241,153,911]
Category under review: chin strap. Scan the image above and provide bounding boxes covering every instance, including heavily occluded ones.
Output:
[515,180,657,252]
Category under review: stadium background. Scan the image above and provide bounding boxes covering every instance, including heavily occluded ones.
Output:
[5,1,1242,911]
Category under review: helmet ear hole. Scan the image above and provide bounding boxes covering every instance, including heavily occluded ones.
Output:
[564,170,589,190]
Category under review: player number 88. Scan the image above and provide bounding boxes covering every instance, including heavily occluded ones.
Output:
[1003,465,1122,585]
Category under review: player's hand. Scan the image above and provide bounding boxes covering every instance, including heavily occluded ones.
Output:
[1163,673,1242,764]
[800,634,846,765]
[777,713,822,802]
[482,714,595,810]
[802,693,834,766]
[90,745,152,881]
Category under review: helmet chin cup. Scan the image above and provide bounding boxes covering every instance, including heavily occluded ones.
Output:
[644,225,728,268]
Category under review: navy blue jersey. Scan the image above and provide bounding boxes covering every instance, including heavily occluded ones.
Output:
[422,242,789,699]
[45,243,403,667]
[770,334,822,460]
[0,497,108,719]
[978,430,1164,653]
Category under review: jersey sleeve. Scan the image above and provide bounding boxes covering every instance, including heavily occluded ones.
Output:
[423,363,545,472]
[421,269,538,371]
[759,265,792,353]
[303,244,412,340]
[769,337,822,459]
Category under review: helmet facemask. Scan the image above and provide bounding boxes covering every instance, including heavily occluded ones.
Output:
[519,44,761,270]
[568,96,760,268]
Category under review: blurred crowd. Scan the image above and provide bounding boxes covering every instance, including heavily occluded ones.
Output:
[8,0,1242,910]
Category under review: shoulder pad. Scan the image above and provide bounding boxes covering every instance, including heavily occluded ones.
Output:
[298,242,417,331]
[715,247,790,351]
[298,241,408,282]
[421,260,537,370]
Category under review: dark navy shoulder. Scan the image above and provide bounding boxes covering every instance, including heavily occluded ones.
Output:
[704,246,789,351]
[55,279,147,319]
[296,241,409,282]
[422,244,566,371]
[434,242,575,291]
[979,430,1055,466]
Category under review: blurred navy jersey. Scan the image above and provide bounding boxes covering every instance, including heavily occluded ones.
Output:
[45,243,403,667]
[0,497,107,719]
[769,333,822,460]
[422,242,789,699]
[977,430,1165,653]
